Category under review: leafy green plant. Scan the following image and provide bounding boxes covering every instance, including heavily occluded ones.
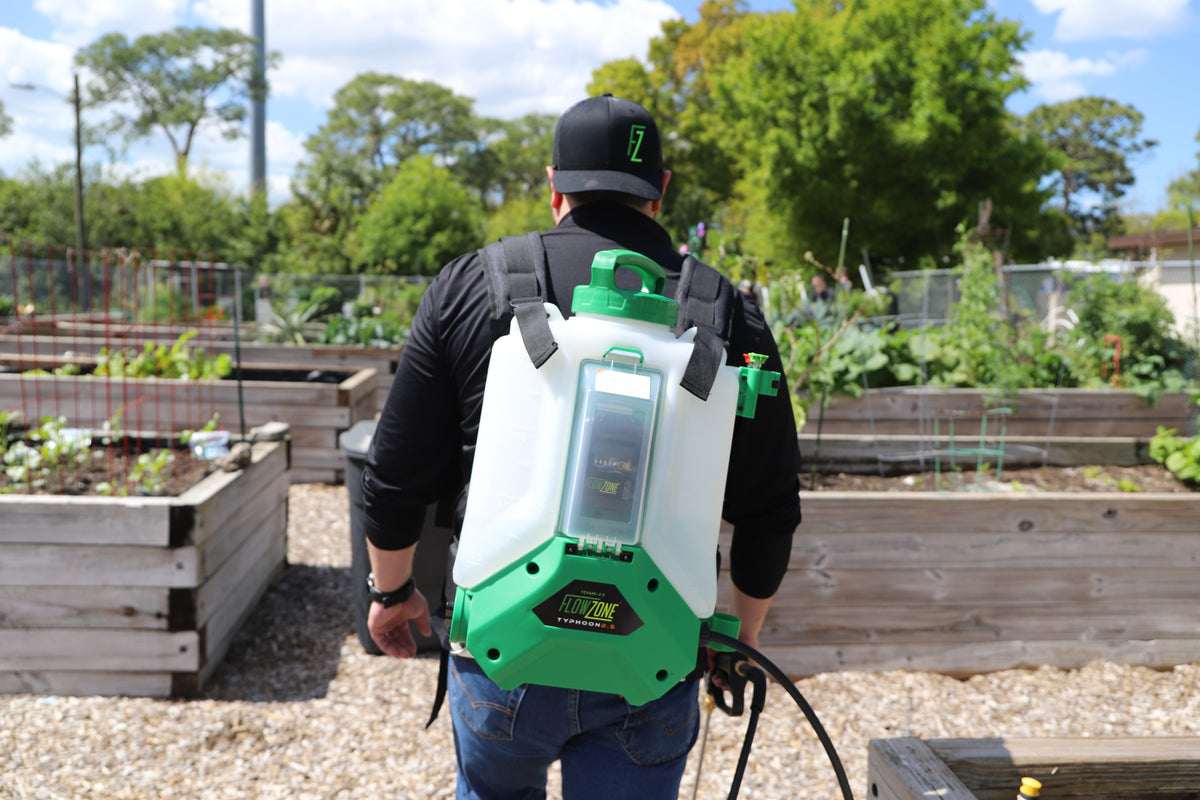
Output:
[2,416,100,492]
[257,302,322,344]
[317,315,408,347]
[72,332,232,380]
[97,449,176,496]
[1065,273,1193,403]
[0,292,15,317]
[1149,425,1200,485]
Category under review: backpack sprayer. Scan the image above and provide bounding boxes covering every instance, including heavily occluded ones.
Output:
[447,245,853,800]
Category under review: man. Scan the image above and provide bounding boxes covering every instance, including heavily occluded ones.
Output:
[360,94,801,800]
[810,273,835,303]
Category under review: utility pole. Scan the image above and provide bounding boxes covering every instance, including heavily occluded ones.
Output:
[250,0,267,195]
[11,74,86,251]
[72,73,86,252]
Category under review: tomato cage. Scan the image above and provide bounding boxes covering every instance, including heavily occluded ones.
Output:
[1,237,250,495]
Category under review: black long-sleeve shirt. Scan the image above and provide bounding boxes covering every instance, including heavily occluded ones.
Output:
[362,202,801,598]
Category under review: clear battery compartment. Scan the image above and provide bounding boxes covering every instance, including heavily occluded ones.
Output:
[558,357,662,545]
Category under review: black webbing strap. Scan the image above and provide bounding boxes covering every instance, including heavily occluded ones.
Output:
[425,535,457,728]
[480,232,558,368]
[426,647,449,729]
[673,256,734,401]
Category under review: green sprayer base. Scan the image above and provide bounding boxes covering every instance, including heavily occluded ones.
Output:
[450,537,733,706]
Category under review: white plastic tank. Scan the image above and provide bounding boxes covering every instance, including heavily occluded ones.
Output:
[454,250,740,618]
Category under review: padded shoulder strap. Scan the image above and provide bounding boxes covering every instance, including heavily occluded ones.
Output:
[480,232,558,368]
[673,255,736,401]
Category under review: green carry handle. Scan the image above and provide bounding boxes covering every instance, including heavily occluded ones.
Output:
[571,250,679,328]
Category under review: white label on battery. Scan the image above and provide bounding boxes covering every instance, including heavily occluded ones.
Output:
[596,368,651,400]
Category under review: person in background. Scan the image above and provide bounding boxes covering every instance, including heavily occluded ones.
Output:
[810,273,835,303]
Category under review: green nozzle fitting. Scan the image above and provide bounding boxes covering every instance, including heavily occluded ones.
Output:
[449,586,470,644]
[703,612,742,652]
[737,353,780,418]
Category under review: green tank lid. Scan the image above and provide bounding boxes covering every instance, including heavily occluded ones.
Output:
[572,250,680,328]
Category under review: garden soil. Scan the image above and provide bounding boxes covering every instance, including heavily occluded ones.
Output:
[0,449,212,496]
[800,462,1195,493]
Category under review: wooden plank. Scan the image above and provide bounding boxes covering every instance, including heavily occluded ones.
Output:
[0,670,173,697]
[199,473,288,574]
[819,388,1193,421]
[198,529,287,685]
[194,502,286,627]
[928,736,1200,800]
[0,495,172,546]
[183,439,289,548]
[867,738,978,800]
[799,434,1148,472]
[753,567,1200,605]
[287,425,336,449]
[715,528,1200,569]
[756,601,1200,644]
[814,389,1197,438]
[0,542,201,588]
[0,629,200,671]
[0,334,402,370]
[795,492,1200,535]
[0,586,168,630]
[337,366,376,403]
[762,638,1200,678]
[290,445,347,470]
[289,467,339,484]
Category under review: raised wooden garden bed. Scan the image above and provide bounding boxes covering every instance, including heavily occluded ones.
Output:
[0,438,290,697]
[800,433,1155,474]
[0,365,376,483]
[869,736,1200,800]
[1,333,401,413]
[721,488,1200,678]
[812,388,1197,437]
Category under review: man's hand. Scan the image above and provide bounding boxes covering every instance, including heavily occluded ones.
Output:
[367,589,432,659]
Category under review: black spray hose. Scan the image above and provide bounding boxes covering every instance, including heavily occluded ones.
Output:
[725,660,765,800]
[701,629,855,800]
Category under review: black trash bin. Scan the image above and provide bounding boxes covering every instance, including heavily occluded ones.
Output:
[340,420,450,655]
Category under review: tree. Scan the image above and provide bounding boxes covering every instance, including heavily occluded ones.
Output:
[0,100,12,139]
[1019,96,1157,242]
[353,156,484,276]
[473,113,557,209]
[74,26,278,172]
[284,75,478,273]
[589,1,758,242]
[295,74,476,206]
[713,0,1051,271]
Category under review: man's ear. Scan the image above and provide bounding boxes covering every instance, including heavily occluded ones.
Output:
[650,170,672,216]
[546,166,565,218]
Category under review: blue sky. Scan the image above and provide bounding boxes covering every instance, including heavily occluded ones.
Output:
[1,0,1196,216]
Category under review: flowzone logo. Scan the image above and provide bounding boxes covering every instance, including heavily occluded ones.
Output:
[534,579,643,636]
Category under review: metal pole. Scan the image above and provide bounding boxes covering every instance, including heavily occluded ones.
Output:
[250,0,267,195]
[72,73,86,252]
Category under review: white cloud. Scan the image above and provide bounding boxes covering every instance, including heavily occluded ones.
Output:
[192,0,678,117]
[1,28,80,176]
[6,0,680,208]
[32,0,189,46]
[1028,0,1192,40]
[1017,47,1148,101]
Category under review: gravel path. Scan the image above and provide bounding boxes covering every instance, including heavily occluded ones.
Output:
[2,482,1198,799]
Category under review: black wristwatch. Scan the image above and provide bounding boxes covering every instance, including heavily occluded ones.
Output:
[367,573,416,607]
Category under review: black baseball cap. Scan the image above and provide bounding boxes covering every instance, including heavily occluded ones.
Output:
[551,94,664,201]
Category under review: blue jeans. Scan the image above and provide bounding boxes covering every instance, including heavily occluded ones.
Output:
[448,655,700,800]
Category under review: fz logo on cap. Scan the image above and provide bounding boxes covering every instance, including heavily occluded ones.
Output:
[627,125,646,164]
